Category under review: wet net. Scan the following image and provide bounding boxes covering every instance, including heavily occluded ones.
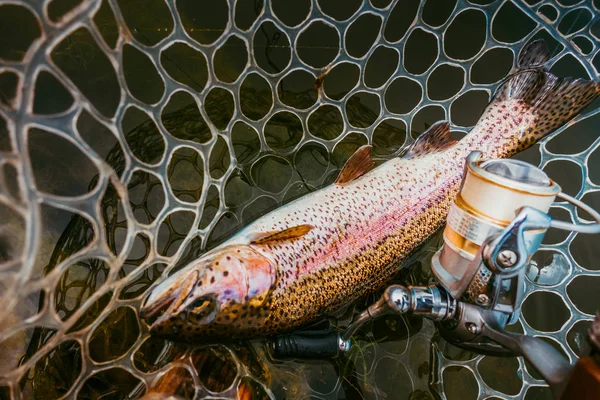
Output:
[0,0,599,398]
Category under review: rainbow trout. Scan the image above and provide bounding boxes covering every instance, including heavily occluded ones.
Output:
[140,41,599,342]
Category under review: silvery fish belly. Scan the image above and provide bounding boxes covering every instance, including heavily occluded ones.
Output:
[140,41,600,342]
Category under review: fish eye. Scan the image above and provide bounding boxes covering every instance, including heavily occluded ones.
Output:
[190,298,209,311]
[185,296,218,325]
[189,296,217,315]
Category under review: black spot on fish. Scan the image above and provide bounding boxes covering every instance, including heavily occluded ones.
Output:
[223,271,229,277]
[210,276,215,284]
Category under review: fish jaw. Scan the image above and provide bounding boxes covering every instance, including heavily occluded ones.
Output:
[140,245,277,340]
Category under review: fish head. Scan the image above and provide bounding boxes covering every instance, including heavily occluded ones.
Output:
[140,245,276,340]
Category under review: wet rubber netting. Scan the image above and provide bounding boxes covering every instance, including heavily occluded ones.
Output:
[0,0,599,399]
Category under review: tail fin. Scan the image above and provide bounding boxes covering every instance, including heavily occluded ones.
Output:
[493,40,600,141]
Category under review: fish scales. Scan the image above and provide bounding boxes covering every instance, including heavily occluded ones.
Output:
[140,41,600,342]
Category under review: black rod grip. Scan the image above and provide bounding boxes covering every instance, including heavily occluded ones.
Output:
[269,331,342,359]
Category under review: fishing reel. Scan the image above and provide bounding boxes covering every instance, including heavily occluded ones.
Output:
[269,151,600,399]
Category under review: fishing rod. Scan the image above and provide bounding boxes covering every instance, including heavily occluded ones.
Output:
[269,151,600,399]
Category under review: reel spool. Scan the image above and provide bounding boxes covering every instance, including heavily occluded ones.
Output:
[432,151,559,307]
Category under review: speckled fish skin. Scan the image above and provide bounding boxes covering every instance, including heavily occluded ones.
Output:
[140,41,600,342]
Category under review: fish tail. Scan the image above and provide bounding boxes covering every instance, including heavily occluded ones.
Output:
[493,39,600,144]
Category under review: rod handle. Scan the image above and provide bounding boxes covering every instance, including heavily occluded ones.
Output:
[269,330,343,359]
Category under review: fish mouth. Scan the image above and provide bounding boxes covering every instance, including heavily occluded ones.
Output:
[139,288,177,321]
[140,270,199,325]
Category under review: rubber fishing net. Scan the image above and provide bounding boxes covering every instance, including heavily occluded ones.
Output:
[0,0,599,398]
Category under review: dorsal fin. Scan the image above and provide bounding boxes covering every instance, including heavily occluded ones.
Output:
[404,121,456,159]
[334,145,374,185]
[250,224,314,245]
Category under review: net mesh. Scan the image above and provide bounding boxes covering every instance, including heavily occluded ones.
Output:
[0,0,599,398]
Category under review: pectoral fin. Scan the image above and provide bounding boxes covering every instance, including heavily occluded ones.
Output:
[335,145,374,185]
[250,224,314,245]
